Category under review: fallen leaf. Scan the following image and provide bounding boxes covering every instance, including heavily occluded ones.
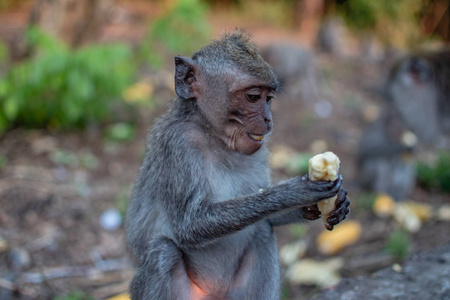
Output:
[285,258,343,288]
[373,194,395,217]
[316,220,362,255]
[402,201,432,222]
[107,293,130,300]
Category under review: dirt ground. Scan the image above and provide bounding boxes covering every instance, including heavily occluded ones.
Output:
[1,2,450,300]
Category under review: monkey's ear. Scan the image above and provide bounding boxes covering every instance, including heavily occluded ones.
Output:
[174,56,198,100]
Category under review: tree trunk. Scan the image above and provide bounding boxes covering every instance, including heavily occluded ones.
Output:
[29,0,113,47]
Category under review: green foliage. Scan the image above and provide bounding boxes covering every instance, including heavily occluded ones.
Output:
[0,28,135,134]
[417,151,450,192]
[139,0,212,67]
[352,192,376,215]
[336,0,425,47]
[0,40,7,66]
[50,149,99,169]
[285,152,312,175]
[385,229,410,260]
[336,0,377,31]
[53,290,93,300]
[281,286,292,300]
[288,223,309,239]
[0,154,7,170]
[235,0,295,28]
[104,122,136,142]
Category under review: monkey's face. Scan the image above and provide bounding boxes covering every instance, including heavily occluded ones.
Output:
[173,54,278,155]
[223,83,274,155]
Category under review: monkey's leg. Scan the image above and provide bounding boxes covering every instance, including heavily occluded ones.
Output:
[228,222,281,300]
[130,236,194,300]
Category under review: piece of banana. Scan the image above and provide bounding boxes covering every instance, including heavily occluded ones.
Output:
[308,151,340,230]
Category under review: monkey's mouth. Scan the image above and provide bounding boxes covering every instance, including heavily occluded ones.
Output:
[248,133,265,142]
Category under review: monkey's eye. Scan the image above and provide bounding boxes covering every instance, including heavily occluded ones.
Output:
[266,96,274,104]
[247,94,261,103]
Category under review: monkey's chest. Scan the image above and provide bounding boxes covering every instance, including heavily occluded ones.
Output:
[208,165,269,202]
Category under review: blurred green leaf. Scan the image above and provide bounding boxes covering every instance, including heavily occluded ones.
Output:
[336,0,425,47]
[289,224,309,239]
[0,28,136,134]
[139,0,212,66]
[0,39,7,65]
[4,96,18,120]
[80,152,99,169]
[385,229,410,260]
[53,290,93,300]
[50,150,80,167]
[285,152,311,175]
[115,184,134,216]
[105,123,136,142]
[417,151,450,192]
[0,154,7,170]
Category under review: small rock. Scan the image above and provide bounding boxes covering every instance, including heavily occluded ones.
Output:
[279,241,307,266]
[53,166,68,181]
[437,205,450,221]
[9,248,31,271]
[401,131,418,147]
[100,209,122,231]
[314,100,333,119]
[394,203,422,233]
[392,263,402,272]
[76,182,92,198]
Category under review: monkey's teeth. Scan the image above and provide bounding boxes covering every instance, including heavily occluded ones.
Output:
[249,134,264,141]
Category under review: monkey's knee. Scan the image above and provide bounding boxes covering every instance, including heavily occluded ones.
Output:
[130,236,182,300]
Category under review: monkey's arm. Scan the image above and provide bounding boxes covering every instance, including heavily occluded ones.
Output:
[268,188,350,227]
[165,175,342,247]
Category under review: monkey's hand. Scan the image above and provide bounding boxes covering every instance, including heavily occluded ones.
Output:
[288,174,342,207]
[299,174,346,221]
[324,188,350,230]
[266,175,342,227]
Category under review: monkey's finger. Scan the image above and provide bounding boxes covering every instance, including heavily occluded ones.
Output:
[309,175,342,192]
[328,196,350,218]
[325,224,334,231]
[327,204,350,225]
[334,188,349,207]
[319,175,342,198]
[329,192,350,220]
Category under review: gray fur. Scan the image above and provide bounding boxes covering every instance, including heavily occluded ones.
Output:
[126,32,346,300]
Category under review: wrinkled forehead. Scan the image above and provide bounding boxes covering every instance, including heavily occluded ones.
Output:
[195,55,279,92]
